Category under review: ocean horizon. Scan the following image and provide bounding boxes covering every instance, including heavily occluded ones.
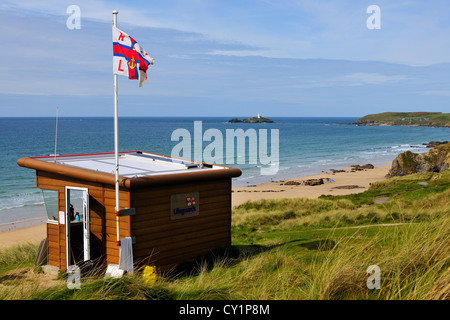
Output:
[1,116,448,225]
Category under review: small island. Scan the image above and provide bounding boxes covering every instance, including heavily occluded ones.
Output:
[228,113,274,123]
[353,112,450,128]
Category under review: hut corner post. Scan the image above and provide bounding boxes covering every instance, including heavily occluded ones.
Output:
[113,10,120,246]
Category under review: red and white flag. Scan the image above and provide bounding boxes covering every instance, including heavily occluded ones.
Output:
[112,26,154,87]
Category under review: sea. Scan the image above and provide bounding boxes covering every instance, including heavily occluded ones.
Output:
[0,116,448,226]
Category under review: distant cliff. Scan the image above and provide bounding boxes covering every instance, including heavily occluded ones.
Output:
[354,112,450,128]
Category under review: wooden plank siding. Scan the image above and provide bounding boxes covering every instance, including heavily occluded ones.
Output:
[46,223,60,267]
[129,178,232,271]
[37,170,131,271]
[36,169,233,272]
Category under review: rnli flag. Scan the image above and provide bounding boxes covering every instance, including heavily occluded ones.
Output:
[112,26,154,87]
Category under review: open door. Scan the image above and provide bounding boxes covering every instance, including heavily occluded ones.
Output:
[65,187,90,268]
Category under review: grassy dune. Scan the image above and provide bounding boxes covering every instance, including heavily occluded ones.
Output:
[0,171,449,300]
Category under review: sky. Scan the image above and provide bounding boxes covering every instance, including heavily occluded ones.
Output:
[1,0,450,117]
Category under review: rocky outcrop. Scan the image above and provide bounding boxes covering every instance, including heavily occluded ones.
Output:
[282,178,324,186]
[329,164,374,174]
[228,116,274,123]
[304,178,324,186]
[423,141,448,148]
[283,180,300,185]
[387,142,450,177]
[350,164,374,171]
[330,169,346,173]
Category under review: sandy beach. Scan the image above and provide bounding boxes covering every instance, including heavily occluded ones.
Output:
[0,222,46,249]
[0,205,48,249]
[0,163,391,249]
[232,164,391,207]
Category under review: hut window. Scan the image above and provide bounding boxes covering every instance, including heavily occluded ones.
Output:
[41,189,58,222]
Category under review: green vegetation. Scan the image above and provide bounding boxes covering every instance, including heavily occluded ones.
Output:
[321,170,450,206]
[1,171,449,300]
[228,116,274,123]
[242,116,274,123]
[0,242,38,274]
[356,112,450,127]
[436,142,450,153]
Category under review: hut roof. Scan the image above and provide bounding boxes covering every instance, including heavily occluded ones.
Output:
[18,151,242,189]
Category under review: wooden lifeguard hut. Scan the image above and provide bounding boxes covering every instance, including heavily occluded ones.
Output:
[17,151,241,272]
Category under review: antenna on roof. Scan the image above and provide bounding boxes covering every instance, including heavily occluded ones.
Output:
[54,107,59,163]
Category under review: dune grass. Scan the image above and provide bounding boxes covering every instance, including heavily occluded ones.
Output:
[232,171,449,232]
[0,171,448,300]
[0,242,38,273]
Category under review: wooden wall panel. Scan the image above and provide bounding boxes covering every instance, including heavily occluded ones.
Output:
[130,178,232,271]
[36,170,233,272]
[46,223,60,268]
[135,236,231,272]
[37,170,131,271]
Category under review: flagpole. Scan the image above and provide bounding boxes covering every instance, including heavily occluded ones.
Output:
[112,10,121,246]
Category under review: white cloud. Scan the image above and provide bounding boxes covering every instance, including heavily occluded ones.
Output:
[341,73,408,86]
[286,72,409,89]
[3,0,450,66]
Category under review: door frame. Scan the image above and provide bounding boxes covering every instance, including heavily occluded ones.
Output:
[65,186,90,268]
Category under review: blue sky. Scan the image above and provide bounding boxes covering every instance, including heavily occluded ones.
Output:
[1,0,450,117]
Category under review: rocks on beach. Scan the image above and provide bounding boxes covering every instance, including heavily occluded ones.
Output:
[350,164,375,171]
[330,169,346,173]
[282,177,334,186]
[423,141,448,148]
[282,179,324,186]
[279,163,376,187]
[329,164,375,174]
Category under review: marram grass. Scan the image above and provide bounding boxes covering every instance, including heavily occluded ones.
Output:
[1,218,448,300]
[0,171,448,300]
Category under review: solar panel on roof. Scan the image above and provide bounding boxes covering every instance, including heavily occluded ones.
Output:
[37,151,221,178]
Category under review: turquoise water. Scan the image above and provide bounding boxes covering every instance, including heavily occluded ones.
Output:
[0,116,448,224]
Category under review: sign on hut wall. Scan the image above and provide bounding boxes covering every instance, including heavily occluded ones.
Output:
[171,192,199,220]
